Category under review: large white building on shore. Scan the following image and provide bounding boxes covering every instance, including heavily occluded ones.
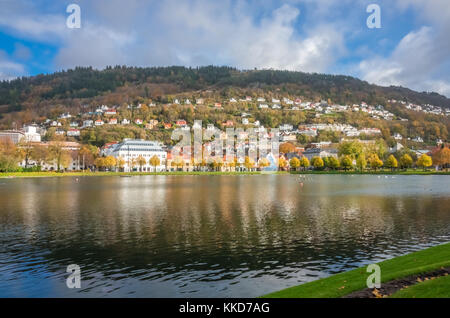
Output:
[109,139,167,172]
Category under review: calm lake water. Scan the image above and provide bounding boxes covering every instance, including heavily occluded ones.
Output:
[0,175,449,297]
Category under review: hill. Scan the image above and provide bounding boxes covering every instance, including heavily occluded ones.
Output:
[1,66,450,116]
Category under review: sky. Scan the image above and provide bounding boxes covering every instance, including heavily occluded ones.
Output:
[0,0,450,97]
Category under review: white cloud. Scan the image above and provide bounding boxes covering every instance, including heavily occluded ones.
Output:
[0,51,26,81]
[359,0,450,97]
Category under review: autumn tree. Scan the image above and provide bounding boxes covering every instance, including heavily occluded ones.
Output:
[340,155,353,171]
[289,157,300,171]
[136,155,146,171]
[300,156,310,170]
[399,154,413,169]
[356,153,367,171]
[311,156,324,170]
[0,139,20,172]
[432,147,450,170]
[327,156,339,170]
[48,137,72,172]
[416,154,432,171]
[368,153,383,171]
[104,156,117,171]
[278,156,287,170]
[244,156,255,171]
[385,154,398,171]
[149,155,160,172]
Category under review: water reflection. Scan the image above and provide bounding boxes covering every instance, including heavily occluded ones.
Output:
[0,175,449,297]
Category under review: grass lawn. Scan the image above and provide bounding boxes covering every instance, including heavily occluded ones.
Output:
[290,169,450,175]
[390,274,450,298]
[262,242,450,298]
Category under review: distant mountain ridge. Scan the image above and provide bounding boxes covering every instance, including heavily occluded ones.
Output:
[1,66,449,112]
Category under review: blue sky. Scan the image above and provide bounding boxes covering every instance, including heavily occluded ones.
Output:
[0,0,449,97]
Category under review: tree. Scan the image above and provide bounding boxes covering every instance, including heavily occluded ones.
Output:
[244,156,255,171]
[31,144,49,168]
[385,154,398,171]
[368,153,383,171]
[417,154,432,171]
[258,157,270,170]
[279,142,296,154]
[104,156,117,171]
[149,155,160,172]
[300,156,309,170]
[17,140,34,168]
[0,138,20,172]
[117,156,126,171]
[278,157,287,170]
[399,154,413,169]
[288,157,300,171]
[311,156,324,170]
[338,140,363,159]
[48,138,72,172]
[137,155,146,171]
[79,145,97,170]
[356,153,367,171]
[94,157,106,171]
[340,155,353,171]
[328,156,340,170]
[432,147,450,170]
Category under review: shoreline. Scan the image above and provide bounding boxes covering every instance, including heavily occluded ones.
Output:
[1,170,449,178]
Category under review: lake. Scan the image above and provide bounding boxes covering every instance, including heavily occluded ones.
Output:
[0,174,449,297]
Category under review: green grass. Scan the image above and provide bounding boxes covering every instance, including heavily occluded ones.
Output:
[390,274,450,298]
[290,169,450,175]
[0,171,287,178]
[262,242,450,298]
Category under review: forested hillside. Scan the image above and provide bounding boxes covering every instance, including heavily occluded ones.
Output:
[1,66,449,116]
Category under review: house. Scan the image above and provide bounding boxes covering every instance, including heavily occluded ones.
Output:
[164,123,173,129]
[176,120,187,126]
[229,98,237,103]
[196,98,204,105]
[389,142,404,153]
[223,120,234,127]
[70,122,79,127]
[67,129,80,137]
[393,133,403,140]
[55,129,65,135]
[242,118,249,125]
[105,109,117,115]
[302,147,338,160]
[214,102,222,108]
[173,99,180,104]
[185,99,191,105]
[272,98,280,103]
[280,124,293,131]
[83,120,93,128]
[109,118,118,125]
[134,119,143,125]
[95,120,104,126]
[413,136,424,143]
[257,97,266,102]
[192,121,202,129]
[259,104,269,109]
[272,104,281,109]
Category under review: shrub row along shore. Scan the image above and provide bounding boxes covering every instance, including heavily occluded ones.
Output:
[1,169,449,178]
